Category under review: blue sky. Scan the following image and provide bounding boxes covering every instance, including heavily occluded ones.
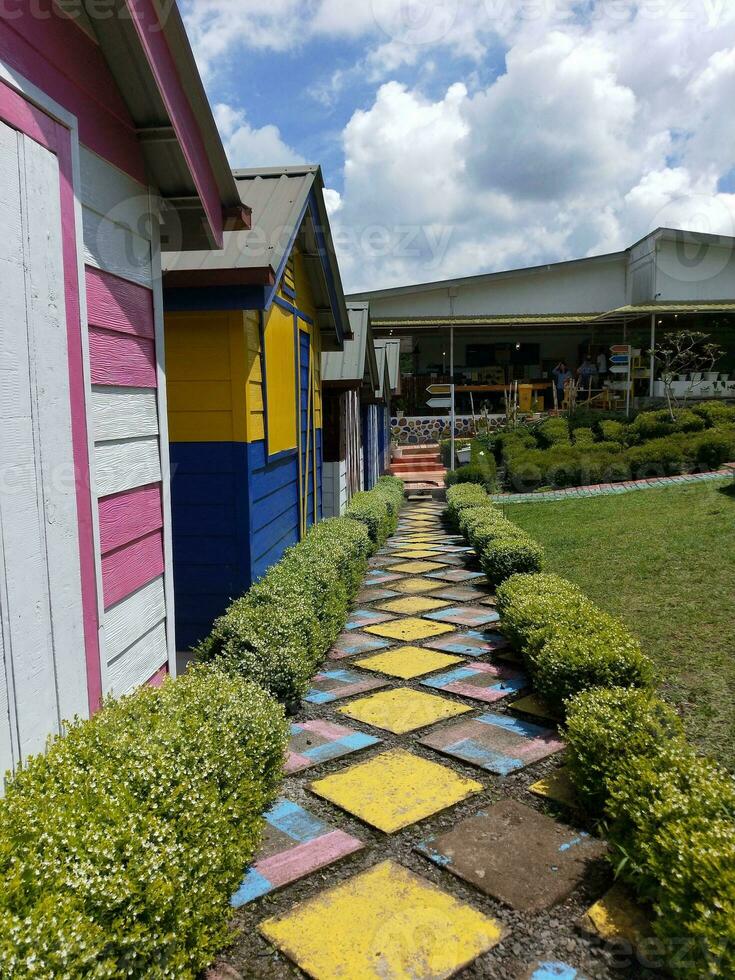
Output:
[182,1,735,292]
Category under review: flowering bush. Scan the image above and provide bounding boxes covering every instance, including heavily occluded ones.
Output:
[0,668,287,978]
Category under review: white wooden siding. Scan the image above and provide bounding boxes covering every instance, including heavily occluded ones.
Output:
[104,576,166,663]
[94,436,162,498]
[106,621,168,697]
[0,122,88,780]
[92,386,159,442]
[322,460,348,518]
[80,147,152,289]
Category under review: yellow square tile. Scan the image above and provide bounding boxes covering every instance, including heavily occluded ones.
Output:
[529,767,576,807]
[355,645,464,679]
[390,576,446,594]
[376,595,450,615]
[391,550,443,560]
[338,687,472,733]
[391,560,445,574]
[364,617,456,642]
[310,748,483,833]
[581,883,651,947]
[259,860,503,979]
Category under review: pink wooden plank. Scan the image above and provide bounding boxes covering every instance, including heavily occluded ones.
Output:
[102,529,164,609]
[125,0,224,246]
[88,327,157,388]
[0,12,144,181]
[85,266,154,339]
[256,831,363,889]
[146,665,169,687]
[98,483,163,556]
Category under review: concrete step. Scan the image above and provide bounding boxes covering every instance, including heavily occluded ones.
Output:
[389,466,446,482]
[390,461,445,473]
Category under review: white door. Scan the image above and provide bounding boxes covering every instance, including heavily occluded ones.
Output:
[0,118,88,783]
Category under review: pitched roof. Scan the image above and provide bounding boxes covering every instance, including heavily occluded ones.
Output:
[91,0,248,250]
[163,166,349,347]
[322,302,379,388]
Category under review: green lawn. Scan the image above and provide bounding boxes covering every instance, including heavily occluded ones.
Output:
[503,480,735,770]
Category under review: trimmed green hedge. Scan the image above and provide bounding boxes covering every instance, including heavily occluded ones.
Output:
[565,687,683,813]
[199,479,402,705]
[445,483,490,528]
[483,487,735,976]
[0,668,287,978]
[497,407,735,492]
[346,475,404,549]
[447,490,543,588]
[607,743,735,977]
[496,575,651,714]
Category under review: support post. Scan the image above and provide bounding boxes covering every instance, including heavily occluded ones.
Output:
[449,324,455,472]
[649,313,656,398]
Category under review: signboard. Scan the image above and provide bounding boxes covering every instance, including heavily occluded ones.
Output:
[609,365,630,375]
[426,397,452,409]
[610,344,631,354]
[610,354,630,365]
[426,383,452,395]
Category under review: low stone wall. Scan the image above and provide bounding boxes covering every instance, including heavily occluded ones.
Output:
[391,415,505,444]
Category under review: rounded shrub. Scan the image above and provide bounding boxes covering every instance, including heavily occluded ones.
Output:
[573,427,596,446]
[346,476,404,549]
[478,533,544,588]
[628,409,677,442]
[536,417,571,448]
[691,427,735,470]
[446,461,497,492]
[199,596,313,705]
[692,400,735,428]
[564,687,684,813]
[606,743,735,978]
[445,483,490,527]
[598,419,627,443]
[0,667,287,979]
[533,617,653,714]
[496,572,589,650]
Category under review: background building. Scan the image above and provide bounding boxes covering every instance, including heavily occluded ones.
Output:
[349,229,735,427]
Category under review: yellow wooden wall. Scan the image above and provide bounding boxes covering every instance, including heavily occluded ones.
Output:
[166,310,264,444]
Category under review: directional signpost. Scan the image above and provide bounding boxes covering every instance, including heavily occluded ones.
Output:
[609,345,632,416]
[427,383,456,468]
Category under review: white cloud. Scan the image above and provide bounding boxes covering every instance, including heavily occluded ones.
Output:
[214,103,307,168]
[188,1,735,291]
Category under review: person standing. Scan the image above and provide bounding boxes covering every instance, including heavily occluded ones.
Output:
[553,361,573,406]
[596,349,608,383]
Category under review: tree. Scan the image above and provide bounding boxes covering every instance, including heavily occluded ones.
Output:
[650,330,724,418]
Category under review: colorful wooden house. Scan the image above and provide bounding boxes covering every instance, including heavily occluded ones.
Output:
[163,166,349,651]
[321,302,380,515]
[0,0,249,779]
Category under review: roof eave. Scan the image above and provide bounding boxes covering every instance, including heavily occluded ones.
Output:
[92,0,248,251]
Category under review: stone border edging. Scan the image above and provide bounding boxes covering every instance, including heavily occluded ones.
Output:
[491,465,734,504]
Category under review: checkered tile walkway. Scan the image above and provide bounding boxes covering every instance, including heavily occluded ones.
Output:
[225,498,641,979]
